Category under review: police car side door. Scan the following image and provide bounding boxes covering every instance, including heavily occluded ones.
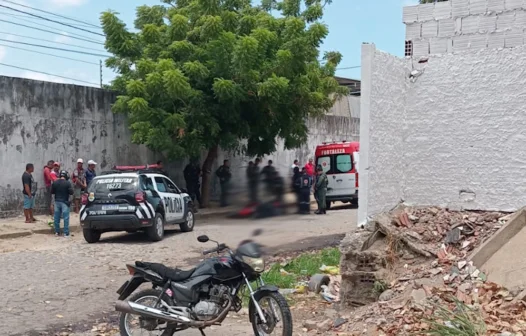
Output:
[153,176,175,223]
[163,177,184,221]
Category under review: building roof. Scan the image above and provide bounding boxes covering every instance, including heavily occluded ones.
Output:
[335,76,361,96]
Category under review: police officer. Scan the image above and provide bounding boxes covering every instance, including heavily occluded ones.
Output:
[299,167,313,214]
[314,165,328,215]
[247,160,259,204]
[184,158,201,211]
[215,159,232,207]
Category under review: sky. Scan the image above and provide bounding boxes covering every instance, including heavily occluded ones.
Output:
[0,0,419,87]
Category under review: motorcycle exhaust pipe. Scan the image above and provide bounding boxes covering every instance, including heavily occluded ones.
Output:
[115,300,192,324]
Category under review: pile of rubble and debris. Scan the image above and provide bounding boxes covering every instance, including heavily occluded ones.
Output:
[291,206,526,335]
[337,207,526,335]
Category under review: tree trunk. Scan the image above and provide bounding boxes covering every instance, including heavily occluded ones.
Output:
[200,144,219,208]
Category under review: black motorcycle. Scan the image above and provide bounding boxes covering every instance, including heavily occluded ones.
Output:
[115,230,293,335]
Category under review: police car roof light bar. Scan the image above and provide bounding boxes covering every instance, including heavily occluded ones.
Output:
[113,163,161,171]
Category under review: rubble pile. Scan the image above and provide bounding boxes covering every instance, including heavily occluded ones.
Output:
[336,207,526,335]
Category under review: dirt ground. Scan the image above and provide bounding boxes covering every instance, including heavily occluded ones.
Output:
[1,205,356,336]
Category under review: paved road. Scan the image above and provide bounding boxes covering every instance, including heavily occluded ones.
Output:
[0,206,356,336]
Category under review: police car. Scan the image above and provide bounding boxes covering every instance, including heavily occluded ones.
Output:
[79,165,195,243]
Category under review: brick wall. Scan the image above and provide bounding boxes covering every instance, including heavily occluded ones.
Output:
[404,0,526,56]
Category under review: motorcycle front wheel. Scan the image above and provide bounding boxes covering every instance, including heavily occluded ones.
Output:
[119,289,175,336]
[251,291,293,336]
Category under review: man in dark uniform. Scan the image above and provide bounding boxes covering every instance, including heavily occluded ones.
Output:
[247,160,259,204]
[215,159,232,207]
[314,165,328,215]
[184,158,201,211]
[299,167,313,214]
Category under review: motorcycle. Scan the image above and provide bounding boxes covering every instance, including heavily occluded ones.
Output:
[115,229,293,336]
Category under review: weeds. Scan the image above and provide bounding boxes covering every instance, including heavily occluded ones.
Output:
[372,280,388,295]
[424,298,486,336]
[261,247,341,289]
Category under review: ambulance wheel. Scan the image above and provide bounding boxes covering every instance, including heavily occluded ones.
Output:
[326,201,332,210]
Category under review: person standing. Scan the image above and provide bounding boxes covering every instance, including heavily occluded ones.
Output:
[314,165,328,215]
[292,166,302,212]
[85,160,97,187]
[247,161,260,204]
[215,159,232,207]
[22,163,37,223]
[71,158,86,213]
[291,159,299,173]
[50,162,60,181]
[298,167,313,214]
[184,159,202,211]
[51,170,73,237]
[304,158,315,177]
[43,160,54,216]
[261,160,276,194]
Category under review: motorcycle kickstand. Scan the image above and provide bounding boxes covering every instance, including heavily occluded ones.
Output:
[199,328,206,336]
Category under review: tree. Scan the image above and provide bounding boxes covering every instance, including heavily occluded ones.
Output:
[101,0,347,207]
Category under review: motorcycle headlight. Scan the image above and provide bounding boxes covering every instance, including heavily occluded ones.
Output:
[242,256,265,273]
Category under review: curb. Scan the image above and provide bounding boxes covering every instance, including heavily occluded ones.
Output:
[0,230,33,239]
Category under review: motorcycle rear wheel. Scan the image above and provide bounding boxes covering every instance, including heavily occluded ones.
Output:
[251,291,293,336]
[119,289,175,336]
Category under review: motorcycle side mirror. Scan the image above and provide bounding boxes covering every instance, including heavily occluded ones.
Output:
[252,229,263,237]
[197,235,209,243]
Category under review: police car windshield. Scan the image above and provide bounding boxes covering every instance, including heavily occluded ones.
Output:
[88,176,138,193]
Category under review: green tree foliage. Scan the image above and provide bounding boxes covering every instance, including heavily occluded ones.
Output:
[101,0,347,206]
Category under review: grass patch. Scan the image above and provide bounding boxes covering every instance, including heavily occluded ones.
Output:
[424,298,486,336]
[261,247,341,289]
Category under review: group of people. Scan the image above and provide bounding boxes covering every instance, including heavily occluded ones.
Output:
[291,158,329,215]
[22,158,98,237]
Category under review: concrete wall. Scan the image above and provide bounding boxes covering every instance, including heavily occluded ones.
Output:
[0,76,359,217]
[404,0,526,56]
[358,44,409,226]
[0,76,156,217]
[359,42,526,225]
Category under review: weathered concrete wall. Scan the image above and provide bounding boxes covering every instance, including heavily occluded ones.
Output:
[358,44,408,226]
[0,76,359,217]
[360,43,526,225]
[0,76,156,217]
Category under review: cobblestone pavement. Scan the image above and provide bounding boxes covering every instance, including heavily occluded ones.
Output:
[1,206,356,336]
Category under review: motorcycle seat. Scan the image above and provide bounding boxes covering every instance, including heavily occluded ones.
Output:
[135,261,195,282]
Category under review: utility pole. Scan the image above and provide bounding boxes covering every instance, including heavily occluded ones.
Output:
[99,59,103,88]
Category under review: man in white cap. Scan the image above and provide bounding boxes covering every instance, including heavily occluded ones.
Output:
[85,160,97,187]
[72,158,86,213]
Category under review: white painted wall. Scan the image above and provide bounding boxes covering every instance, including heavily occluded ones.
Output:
[358,44,409,226]
[360,42,526,225]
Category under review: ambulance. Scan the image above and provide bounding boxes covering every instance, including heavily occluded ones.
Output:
[314,141,359,209]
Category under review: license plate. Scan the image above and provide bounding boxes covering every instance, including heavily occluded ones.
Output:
[102,205,119,210]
